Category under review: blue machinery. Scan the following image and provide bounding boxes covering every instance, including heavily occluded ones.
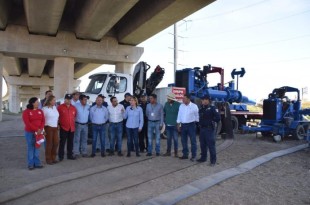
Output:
[242,86,310,141]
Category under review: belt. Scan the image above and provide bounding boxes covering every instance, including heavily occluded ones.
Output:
[149,120,159,122]
[181,122,195,125]
[75,122,88,125]
[92,122,107,126]
[110,121,123,124]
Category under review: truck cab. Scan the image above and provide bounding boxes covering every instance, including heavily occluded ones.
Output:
[84,72,133,105]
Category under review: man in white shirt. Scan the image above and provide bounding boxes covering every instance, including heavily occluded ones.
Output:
[177,94,199,161]
[107,97,125,156]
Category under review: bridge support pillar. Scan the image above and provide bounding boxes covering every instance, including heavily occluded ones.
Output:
[0,54,3,121]
[115,62,133,74]
[9,85,20,113]
[54,57,75,99]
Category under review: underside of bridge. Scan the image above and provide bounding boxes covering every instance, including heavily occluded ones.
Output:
[0,0,215,118]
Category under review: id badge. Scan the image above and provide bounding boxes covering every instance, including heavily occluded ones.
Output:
[151,112,155,117]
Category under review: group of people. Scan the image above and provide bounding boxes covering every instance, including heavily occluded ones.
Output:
[22,89,220,170]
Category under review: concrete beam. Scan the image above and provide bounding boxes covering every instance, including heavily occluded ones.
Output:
[116,0,215,45]
[75,0,138,41]
[23,0,67,35]
[28,58,47,77]
[0,0,10,29]
[3,56,22,76]
[0,25,144,64]
[74,63,102,79]
[5,74,80,87]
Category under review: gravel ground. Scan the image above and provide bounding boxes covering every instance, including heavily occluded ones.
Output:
[0,113,309,205]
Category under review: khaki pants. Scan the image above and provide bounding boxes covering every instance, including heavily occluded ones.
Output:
[44,126,59,163]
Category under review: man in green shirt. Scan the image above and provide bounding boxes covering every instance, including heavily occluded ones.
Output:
[163,93,181,157]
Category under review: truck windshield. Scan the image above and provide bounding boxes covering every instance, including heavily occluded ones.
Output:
[85,74,107,94]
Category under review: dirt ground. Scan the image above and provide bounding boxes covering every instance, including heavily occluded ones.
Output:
[0,113,309,205]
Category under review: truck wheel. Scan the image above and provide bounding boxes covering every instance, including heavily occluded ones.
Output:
[261,131,272,137]
[294,125,305,140]
[231,116,239,133]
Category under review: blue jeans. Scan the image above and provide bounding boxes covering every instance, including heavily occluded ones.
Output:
[181,122,197,158]
[126,128,139,155]
[25,131,41,167]
[73,123,88,155]
[110,122,123,152]
[105,123,110,150]
[199,127,216,163]
[166,125,178,152]
[147,121,161,154]
[92,124,106,154]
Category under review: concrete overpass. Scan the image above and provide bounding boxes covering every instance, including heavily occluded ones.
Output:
[0,0,215,120]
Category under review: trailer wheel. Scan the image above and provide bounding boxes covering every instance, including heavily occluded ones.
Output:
[261,132,272,137]
[293,125,305,140]
[231,116,239,133]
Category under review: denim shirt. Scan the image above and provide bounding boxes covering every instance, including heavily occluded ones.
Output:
[123,106,144,129]
[146,103,164,125]
[75,103,90,124]
[90,105,109,124]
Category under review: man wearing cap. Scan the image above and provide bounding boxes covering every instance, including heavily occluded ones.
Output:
[71,91,81,106]
[197,95,220,166]
[177,93,199,161]
[73,94,90,158]
[138,93,148,152]
[107,96,124,156]
[89,95,109,157]
[163,93,180,157]
[146,94,164,156]
[57,94,77,161]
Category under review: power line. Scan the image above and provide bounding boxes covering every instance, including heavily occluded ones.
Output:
[201,33,310,51]
[189,9,310,38]
[193,0,271,21]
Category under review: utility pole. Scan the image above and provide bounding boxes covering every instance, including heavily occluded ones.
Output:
[173,23,178,83]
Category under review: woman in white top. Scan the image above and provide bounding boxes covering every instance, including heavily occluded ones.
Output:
[42,95,59,164]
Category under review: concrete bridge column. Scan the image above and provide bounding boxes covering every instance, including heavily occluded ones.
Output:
[21,98,28,111]
[9,85,20,113]
[40,86,50,100]
[115,62,133,74]
[0,54,3,121]
[54,57,75,99]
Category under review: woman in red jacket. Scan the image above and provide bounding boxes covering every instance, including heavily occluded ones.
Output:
[22,97,45,170]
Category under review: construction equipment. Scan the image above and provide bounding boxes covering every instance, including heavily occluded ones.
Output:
[168,65,262,137]
[242,86,310,141]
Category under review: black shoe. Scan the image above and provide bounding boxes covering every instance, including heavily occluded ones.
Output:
[156,153,160,157]
[179,156,188,160]
[118,152,123,157]
[101,153,106,157]
[91,154,96,158]
[210,162,216,167]
[146,153,152,157]
[28,166,34,170]
[190,157,196,162]
[68,156,77,160]
[136,153,141,157]
[127,153,131,157]
[35,165,44,168]
[197,158,206,163]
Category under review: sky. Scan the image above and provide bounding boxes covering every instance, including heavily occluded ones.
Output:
[2,0,310,101]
